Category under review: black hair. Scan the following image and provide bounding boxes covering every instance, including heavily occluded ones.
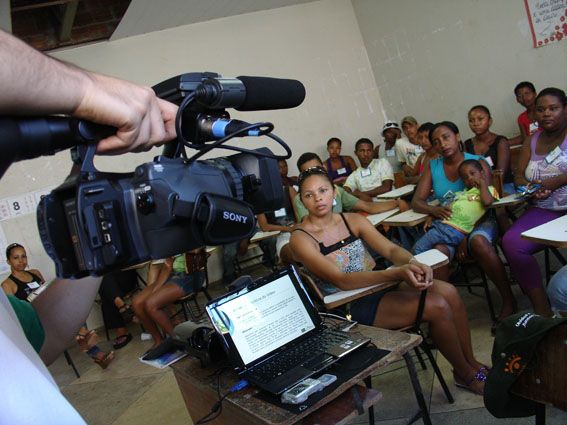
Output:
[514,81,536,96]
[355,138,373,151]
[417,122,434,133]
[458,159,483,174]
[297,152,323,170]
[297,166,332,193]
[428,121,460,144]
[536,87,567,106]
[6,243,24,259]
[326,137,342,147]
[468,105,492,118]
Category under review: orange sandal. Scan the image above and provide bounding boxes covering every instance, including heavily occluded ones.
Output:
[94,351,115,369]
[76,330,98,352]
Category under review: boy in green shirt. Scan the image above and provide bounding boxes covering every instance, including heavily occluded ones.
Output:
[413,159,498,258]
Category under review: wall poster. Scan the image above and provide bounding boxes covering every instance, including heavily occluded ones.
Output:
[525,0,567,47]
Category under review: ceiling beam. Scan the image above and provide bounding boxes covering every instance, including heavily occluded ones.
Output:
[59,0,79,41]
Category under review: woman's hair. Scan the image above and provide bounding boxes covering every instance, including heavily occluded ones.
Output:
[6,243,23,259]
[536,87,567,106]
[428,121,460,144]
[297,166,333,193]
[326,137,342,147]
[296,152,323,170]
[468,105,492,118]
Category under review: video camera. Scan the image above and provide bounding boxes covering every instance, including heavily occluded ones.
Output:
[0,72,305,278]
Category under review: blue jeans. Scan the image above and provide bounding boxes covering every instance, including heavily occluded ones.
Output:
[547,265,567,314]
[412,220,465,258]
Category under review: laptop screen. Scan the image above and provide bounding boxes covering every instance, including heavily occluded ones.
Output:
[206,267,320,367]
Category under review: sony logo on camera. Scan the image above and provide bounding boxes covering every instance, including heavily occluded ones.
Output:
[223,211,249,223]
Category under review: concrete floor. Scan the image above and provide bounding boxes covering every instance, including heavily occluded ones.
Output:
[49,259,567,425]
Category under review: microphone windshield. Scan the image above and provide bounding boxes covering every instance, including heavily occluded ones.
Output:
[236,76,306,111]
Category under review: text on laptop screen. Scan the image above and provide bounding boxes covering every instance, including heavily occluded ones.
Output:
[209,273,316,365]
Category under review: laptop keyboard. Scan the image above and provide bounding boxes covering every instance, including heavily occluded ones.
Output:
[249,328,350,383]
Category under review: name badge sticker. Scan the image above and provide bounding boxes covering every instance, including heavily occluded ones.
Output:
[529,122,539,135]
[386,150,395,157]
[361,168,372,177]
[337,167,347,175]
[274,207,286,218]
[484,156,494,168]
[27,281,40,290]
[545,147,561,164]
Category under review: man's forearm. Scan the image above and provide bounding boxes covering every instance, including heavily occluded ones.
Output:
[0,30,89,115]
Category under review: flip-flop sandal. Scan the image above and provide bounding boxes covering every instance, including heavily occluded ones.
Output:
[453,368,486,395]
[113,333,133,349]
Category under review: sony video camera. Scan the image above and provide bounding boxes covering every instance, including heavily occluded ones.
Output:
[0,72,305,278]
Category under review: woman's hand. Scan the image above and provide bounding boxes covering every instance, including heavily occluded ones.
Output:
[431,205,452,220]
[422,216,433,231]
[397,199,410,212]
[396,263,433,290]
[455,238,469,262]
[531,179,552,200]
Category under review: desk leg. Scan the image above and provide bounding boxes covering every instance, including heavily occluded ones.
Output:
[535,402,546,425]
[404,352,432,425]
[364,376,375,425]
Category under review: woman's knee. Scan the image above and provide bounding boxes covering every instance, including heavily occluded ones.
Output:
[423,292,452,322]
[469,234,493,256]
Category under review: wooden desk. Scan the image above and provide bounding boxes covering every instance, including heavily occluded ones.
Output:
[171,326,422,425]
[521,214,567,248]
[383,209,429,227]
[512,324,567,424]
[376,184,415,199]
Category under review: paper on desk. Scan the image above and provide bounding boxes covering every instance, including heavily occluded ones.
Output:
[521,215,567,244]
[377,184,416,199]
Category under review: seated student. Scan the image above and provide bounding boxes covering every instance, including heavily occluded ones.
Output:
[344,138,394,201]
[464,105,514,195]
[324,137,357,185]
[290,167,489,395]
[133,249,206,349]
[508,81,539,147]
[547,265,567,317]
[278,159,298,186]
[375,121,403,173]
[405,122,438,184]
[98,270,138,350]
[397,116,424,177]
[413,159,498,256]
[502,88,567,316]
[2,243,114,368]
[293,152,408,222]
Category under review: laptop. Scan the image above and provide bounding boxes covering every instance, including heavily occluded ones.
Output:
[205,266,370,394]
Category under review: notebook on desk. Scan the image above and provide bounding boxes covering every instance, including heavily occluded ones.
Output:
[205,266,370,395]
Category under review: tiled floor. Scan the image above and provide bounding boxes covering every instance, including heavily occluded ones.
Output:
[49,261,567,425]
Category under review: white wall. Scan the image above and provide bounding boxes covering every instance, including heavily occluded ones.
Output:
[0,0,383,327]
[352,0,567,140]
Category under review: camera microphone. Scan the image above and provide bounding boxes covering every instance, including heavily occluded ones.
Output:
[195,76,306,111]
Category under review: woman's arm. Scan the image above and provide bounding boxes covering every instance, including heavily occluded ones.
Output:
[1,278,17,295]
[515,136,532,186]
[411,162,452,219]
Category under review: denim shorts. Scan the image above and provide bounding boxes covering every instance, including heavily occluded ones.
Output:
[467,212,498,252]
[412,220,465,259]
[169,271,205,296]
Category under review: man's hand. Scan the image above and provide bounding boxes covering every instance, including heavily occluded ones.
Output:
[74,73,178,155]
